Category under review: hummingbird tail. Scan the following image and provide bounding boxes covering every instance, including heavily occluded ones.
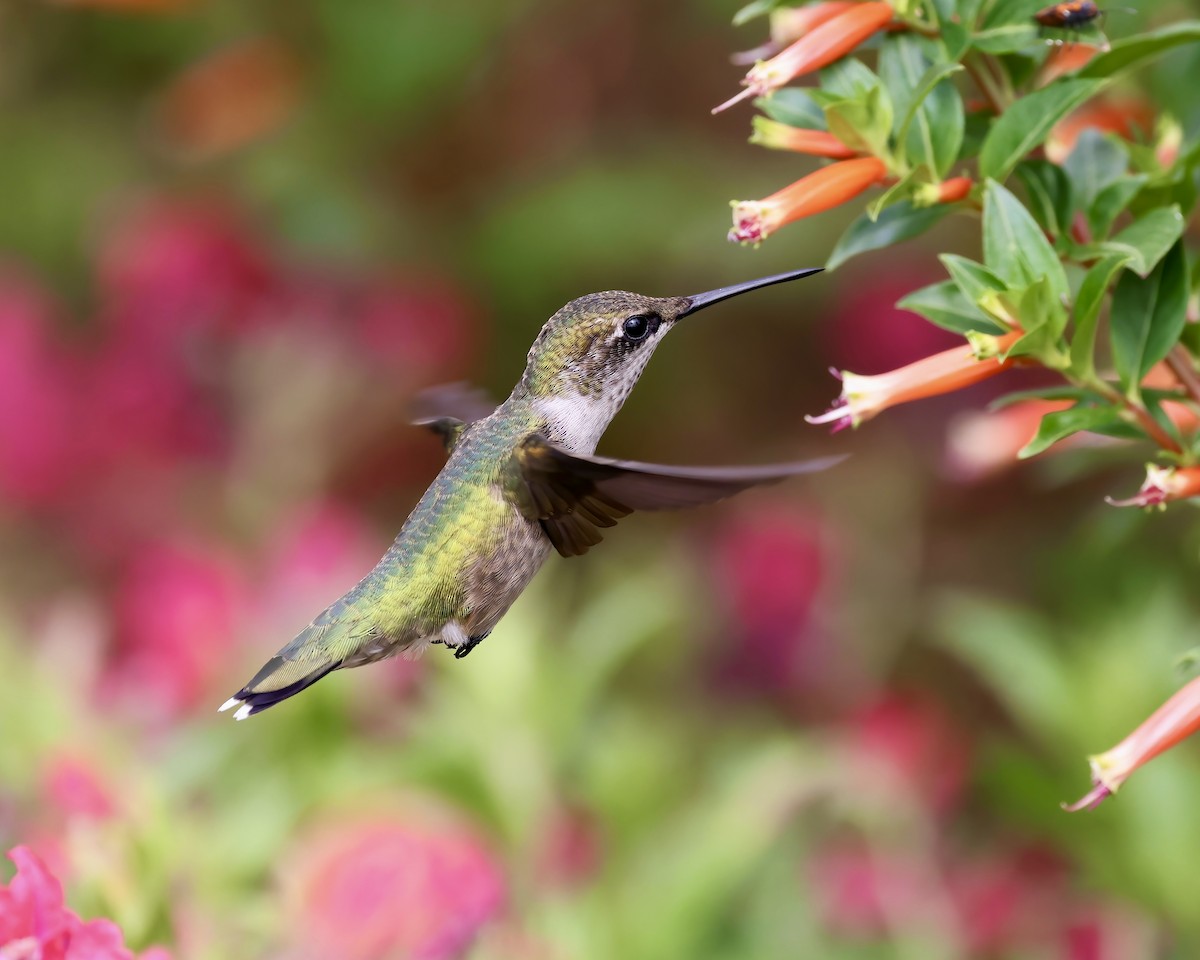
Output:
[218,654,340,720]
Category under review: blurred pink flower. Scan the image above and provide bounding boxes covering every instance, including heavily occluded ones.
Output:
[535,802,601,889]
[80,330,226,468]
[258,500,382,618]
[0,846,158,960]
[851,695,970,814]
[255,501,424,699]
[824,272,959,375]
[284,808,505,960]
[0,272,79,509]
[104,540,246,718]
[808,842,924,938]
[96,198,274,341]
[707,505,832,695]
[42,754,118,822]
[356,277,477,380]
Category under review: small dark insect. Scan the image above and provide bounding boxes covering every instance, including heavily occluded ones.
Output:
[1034,1,1102,29]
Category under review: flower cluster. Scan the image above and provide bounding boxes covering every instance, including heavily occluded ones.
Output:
[0,846,167,960]
[718,0,1200,809]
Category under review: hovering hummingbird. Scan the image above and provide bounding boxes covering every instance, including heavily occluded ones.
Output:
[220,268,840,719]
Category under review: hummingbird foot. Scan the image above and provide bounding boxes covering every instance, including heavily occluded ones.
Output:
[453,631,491,660]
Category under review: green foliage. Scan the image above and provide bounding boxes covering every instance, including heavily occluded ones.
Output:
[733,0,1200,466]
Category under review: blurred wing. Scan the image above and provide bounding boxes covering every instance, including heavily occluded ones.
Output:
[411,381,498,451]
[513,434,845,557]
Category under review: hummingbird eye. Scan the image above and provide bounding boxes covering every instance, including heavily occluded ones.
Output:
[621,314,657,342]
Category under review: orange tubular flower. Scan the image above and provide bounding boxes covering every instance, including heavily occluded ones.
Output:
[806,331,1023,432]
[750,118,857,158]
[1106,464,1200,508]
[1045,96,1156,164]
[730,1,857,66]
[1035,42,1101,87]
[944,399,1075,482]
[1064,675,1200,811]
[914,176,973,207]
[714,2,895,113]
[770,1,860,46]
[729,157,888,245]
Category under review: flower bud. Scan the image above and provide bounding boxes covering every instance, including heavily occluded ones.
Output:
[750,118,857,158]
[913,177,973,208]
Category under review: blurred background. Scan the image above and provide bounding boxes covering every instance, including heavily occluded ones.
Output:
[4,0,1200,957]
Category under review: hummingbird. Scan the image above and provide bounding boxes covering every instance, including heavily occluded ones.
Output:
[220,268,840,720]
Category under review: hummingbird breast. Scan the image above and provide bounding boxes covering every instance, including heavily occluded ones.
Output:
[356,402,554,654]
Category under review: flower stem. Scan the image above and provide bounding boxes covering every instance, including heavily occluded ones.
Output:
[1167,344,1200,409]
[963,56,1005,114]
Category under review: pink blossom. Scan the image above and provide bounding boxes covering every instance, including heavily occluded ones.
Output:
[824,272,959,375]
[707,506,831,695]
[851,695,970,814]
[356,277,477,380]
[96,198,273,341]
[0,846,156,960]
[104,540,246,718]
[0,272,79,508]
[42,755,117,821]
[284,809,506,960]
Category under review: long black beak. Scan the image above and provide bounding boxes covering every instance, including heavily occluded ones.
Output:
[678,267,824,318]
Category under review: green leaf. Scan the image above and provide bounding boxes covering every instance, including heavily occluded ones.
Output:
[973,0,1046,53]
[1097,206,1185,277]
[1007,277,1069,364]
[732,0,775,26]
[1110,239,1189,398]
[941,253,1009,304]
[1063,129,1128,213]
[897,280,1007,335]
[1070,254,1129,380]
[1088,175,1147,239]
[1079,22,1200,78]
[1014,160,1073,237]
[1018,405,1125,458]
[756,89,827,130]
[827,201,950,271]
[988,384,1093,410]
[819,58,886,100]
[940,20,971,60]
[866,169,917,221]
[982,180,1069,302]
[978,80,1106,182]
[879,36,964,178]
[972,23,1039,54]
[823,87,893,158]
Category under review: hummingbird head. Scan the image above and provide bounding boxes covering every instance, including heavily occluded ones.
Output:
[518,267,822,451]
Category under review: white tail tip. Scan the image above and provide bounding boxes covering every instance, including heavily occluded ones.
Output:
[233,704,254,721]
[218,697,243,714]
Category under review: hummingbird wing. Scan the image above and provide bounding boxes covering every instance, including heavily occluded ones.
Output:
[410,382,498,452]
[513,434,846,557]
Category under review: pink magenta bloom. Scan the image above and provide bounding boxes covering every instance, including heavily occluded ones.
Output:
[729,157,888,245]
[714,2,895,112]
[284,810,506,960]
[1065,675,1200,811]
[1106,464,1200,508]
[0,846,164,960]
[806,332,1023,432]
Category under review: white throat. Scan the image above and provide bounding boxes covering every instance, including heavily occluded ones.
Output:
[533,392,622,454]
